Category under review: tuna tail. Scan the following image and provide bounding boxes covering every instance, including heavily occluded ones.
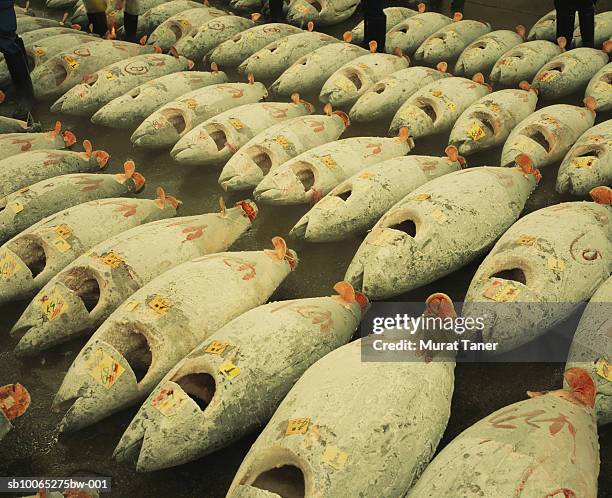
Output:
[235,199,258,221]
[602,40,612,54]
[139,35,147,45]
[307,21,314,32]
[218,196,226,216]
[424,293,457,320]
[343,31,353,43]
[444,145,466,168]
[519,80,538,95]
[395,127,415,148]
[557,36,567,51]
[93,150,110,169]
[154,187,181,209]
[515,154,541,184]
[515,24,526,39]
[0,383,30,421]
[528,368,596,408]
[583,96,597,113]
[291,93,314,113]
[453,12,463,22]
[61,11,68,23]
[436,62,448,73]
[418,2,426,13]
[394,47,411,64]
[0,90,5,104]
[48,120,62,138]
[210,62,219,73]
[72,24,81,30]
[472,72,492,92]
[115,160,145,192]
[63,131,77,147]
[368,40,378,53]
[250,13,262,22]
[590,186,612,205]
[82,139,93,158]
[333,281,369,313]
[247,72,255,85]
[265,236,298,269]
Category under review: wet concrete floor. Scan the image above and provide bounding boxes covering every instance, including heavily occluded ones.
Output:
[1,0,611,496]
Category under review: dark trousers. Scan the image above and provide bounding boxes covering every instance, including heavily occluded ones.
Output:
[362,0,386,52]
[554,0,595,48]
[0,1,20,56]
[269,0,283,21]
[426,0,465,12]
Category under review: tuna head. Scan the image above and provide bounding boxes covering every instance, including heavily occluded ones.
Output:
[131,103,195,148]
[286,0,318,26]
[170,120,233,166]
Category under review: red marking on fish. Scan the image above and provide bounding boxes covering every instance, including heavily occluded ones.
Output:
[111,41,128,51]
[545,489,576,498]
[304,118,325,133]
[99,199,138,217]
[73,176,104,191]
[223,257,256,280]
[270,302,333,332]
[262,103,289,119]
[364,143,382,157]
[181,224,208,243]
[10,139,32,151]
[218,85,244,99]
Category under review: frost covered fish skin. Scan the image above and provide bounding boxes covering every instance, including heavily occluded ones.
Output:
[291,148,463,243]
[344,162,540,300]
[500,99,596,169]
[448,84,538,156]
[114,282,366,472]
[531,39,611,100]
[11,200,257,356]
[0,155,135,244]
[237,28,337,81]
[228,294,456,498]
[565,275,612,426]
[52,237,297,432]
[171,97,313,166]
[0,189,180,305]
[585,62,612,112]
[385,8,452,55]
[414,14,491,65]
[389,73,491,139]
[454,26,525,78]
[269,38,368,97]
[208,23,302,69]
[137,0,206,38]
[51,54,193,117]
[0,116,39,134]
[489,40,562,87]
[218,107,350,192]
[171,15,254,62]
[91,70,228,129]
[349,64,450,123]
[0,138,106,198]
[254,130,414,206]
[0,121,76,161]
[573,11,612,48]
[319,47,410,108]
[146,6,227,52]
[527,9,578,42]
[131,80,267,149]
[32,40,155,100]
[557,120,612,195]
[462,188,611,355]
[350,6,418,46]
[406,369,599,498]
[285,0,361,27]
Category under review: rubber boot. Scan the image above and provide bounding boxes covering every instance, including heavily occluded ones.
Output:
[268,0,284,21]
[3,49,34,121]
[123,12,138,42]
[363,13,387,52]
[87,11,108,37]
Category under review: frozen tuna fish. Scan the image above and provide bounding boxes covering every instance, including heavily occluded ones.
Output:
[52,237,297,432]
[17,16,64,34]
[0,138,107,197]
[500,98,596,169]
[585,62,612,112]
[407,369,599,498]
[91,70,228,129]
[286,0,361,27]
[290,148,463,243]
[0,384,30,441]
[527,9,578,42]
[131,78,267,149]
[345,162,540,299]
[171,15,254,61]
[20,27,84,46]
[490,40,562,87]
[448,84,538,156]
[51,54,193,117]
[254,128,414,205]
[349,63,450,123]
[32,40,155,100]
[385,6,452,55]
[46,0,78,9]
[0,121,76,161]
[454,26,525,77]
[319,43,410,108]
[218,105,350,192]
[566,275,612,426]
[532,38,611,100]
[171,96,313,166]
[350,6,418,46]
[0,159,142,244]
[146,6,227,51]
[574,11,612,48]
[114,281,367,471]
[26,33,101,71]
[227,294,456,498]
[269,35,368,97]
[557,120,612,195]
[229,0,262,12]
[414,14,491,65]
[0,116,39,134]
[208,22,302,68]
[462,187,611,355]
[389,73,491,139]
[238,26,337,81]
[137,0,206,38]
[0,188,180,305]
[12,199,257,356]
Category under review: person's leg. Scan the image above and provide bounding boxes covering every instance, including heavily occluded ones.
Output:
[0,3,33,119]
[426,0,443,13]
[362,0,386,52]
[555,0,576,48]
[268,0,283,21]
[577,1,595,48]
[84,0,108,36]
[123,0,138,42]
[450,0,465,14]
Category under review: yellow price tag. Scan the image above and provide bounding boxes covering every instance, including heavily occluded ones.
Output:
[101,251,124,269]
[571,157,594,169]
[151,385,188,416]
[273,135,290,149]
[322,447,349,470]
[229,118,244,130]
[431,209,447,224]
[204,340,229,355]
[595,358,612,382]
[0,251,19,280]
[88,349,125,389]
[318,155,337,168]
[64,55,79,70]
[51,237,71,253]
[123,300,141,312]
[515,235,537,246]
[547,258,565,272]
[148,295,172,315]
[184,99,198,110]
[467,122,486,141]
[414,193,431,202]
[8,202,24,214]
[538,71,558,82]
[219,360,241,380]
[483,280,521,302]
[39,287,68,321]
[55,224,73,239]
[286,417,310,436]
[105,71,115,80]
